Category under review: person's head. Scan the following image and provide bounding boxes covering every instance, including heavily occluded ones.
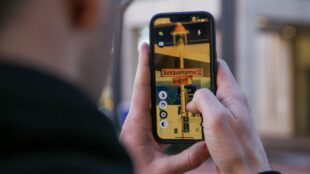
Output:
[0,0,120,102]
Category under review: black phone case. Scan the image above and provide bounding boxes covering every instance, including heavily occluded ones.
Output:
[149,11,217,144]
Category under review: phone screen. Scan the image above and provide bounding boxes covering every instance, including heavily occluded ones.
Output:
[151,13,215,142]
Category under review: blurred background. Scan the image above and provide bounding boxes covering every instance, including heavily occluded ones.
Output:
[100,0,310,173]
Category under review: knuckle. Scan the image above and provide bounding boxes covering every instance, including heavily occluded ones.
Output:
[120,129,134,145]
[120,124,135,142]
[194,88,211,100]
[193,89,203,99]
[234,91,248,104]
[209,110,227,130]
[187,152,200,168]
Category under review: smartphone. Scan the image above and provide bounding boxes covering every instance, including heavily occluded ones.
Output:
[150,11,217,143]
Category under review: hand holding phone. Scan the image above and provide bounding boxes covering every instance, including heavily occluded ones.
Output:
[120,42,209,174]
[120,43,270,174]
[121,11,270,174]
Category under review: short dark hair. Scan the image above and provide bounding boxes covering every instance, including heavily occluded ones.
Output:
[0,1,20,27]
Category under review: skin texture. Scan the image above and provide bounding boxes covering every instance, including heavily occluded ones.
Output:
[120,42,271,174]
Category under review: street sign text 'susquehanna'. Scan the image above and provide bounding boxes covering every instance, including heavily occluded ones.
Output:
[161,68,204,77]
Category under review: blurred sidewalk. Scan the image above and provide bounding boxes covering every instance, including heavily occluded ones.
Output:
[187,155,310,174]
[187,137,310,174]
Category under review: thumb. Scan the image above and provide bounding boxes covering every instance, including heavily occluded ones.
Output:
[187,88,227,123]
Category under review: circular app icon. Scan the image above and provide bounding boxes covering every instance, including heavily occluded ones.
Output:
[160,110,168,119]
[159,91,168,100]
[160,120,168,128]
[159,101,168,110]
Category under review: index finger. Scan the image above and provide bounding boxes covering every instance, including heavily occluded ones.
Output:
[129,42,151,114]
[216,59,246,102]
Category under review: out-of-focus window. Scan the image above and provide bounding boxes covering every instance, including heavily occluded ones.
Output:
[254,20,310,138]
[255,25,294,137]
[295,28,310,136]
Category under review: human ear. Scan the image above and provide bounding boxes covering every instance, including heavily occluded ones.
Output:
[67,0,100,29]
